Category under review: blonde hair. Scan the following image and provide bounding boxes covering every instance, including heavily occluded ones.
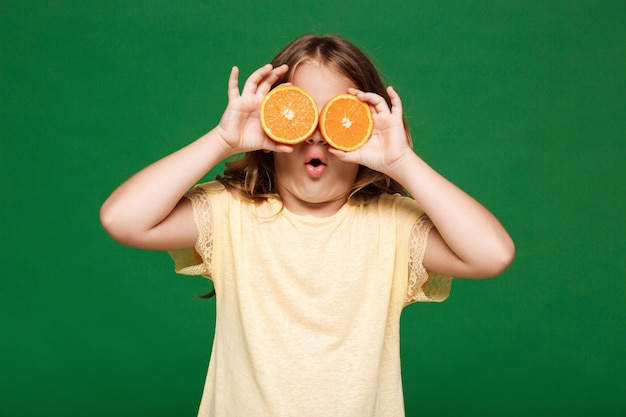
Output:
[217,34,409,203]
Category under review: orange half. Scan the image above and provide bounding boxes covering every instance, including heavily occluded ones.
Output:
[260,85,319,144]
[319,94,373,151]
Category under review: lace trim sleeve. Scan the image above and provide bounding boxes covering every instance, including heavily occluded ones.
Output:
[407,214,453,303]
[168,187,213,278]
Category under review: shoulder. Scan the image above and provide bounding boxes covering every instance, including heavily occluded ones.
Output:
[190,180,280,219]
[191,181,226,195]
[183,181,229,218]
[186,181,232,204]
[374,193,423,215]
[366,193,426,235]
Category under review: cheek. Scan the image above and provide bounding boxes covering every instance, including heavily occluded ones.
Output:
[335,163,360,185]
[273,153,298,178]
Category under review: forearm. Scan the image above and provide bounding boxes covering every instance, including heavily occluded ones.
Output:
[390,151,515,277]
[100,129,234,242]
[340,86,514,277]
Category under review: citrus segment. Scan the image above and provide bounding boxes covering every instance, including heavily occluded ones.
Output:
[319,94,373,151]
[260,85,319,144]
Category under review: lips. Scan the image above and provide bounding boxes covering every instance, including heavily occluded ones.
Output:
[304,150,327,177]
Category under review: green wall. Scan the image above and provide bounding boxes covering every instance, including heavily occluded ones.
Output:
[1,1,624,416]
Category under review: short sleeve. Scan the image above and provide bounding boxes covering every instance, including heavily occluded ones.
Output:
[168,185,214,278]
[406,214,453,303]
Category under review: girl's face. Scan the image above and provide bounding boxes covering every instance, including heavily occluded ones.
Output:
[273,61,360,217]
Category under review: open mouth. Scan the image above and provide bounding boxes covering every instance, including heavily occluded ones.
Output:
[305,157,327,177]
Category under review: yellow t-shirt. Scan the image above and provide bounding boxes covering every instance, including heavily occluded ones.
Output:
[170,181,452,417]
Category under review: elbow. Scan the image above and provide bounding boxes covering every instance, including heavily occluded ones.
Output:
[479,236,516,278]
[99,201,122,242]
[99,199,136,246]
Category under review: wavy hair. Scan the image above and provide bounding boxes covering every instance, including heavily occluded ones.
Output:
[217,34,409,203]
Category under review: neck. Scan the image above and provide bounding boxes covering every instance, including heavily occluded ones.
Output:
[278,189,348,217]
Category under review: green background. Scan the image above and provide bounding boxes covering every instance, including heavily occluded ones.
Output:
[1,1,624,416]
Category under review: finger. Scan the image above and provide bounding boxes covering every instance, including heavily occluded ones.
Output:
[227,66,240,101]
[347,87,363,95]
[387,86,403,116]
[261,140,294,154]
[272,143,295,153]
[328,146,360,164]
[348,88,391,115]
[367,93,392,115]
[346,88,373,115]
[241,64,274,95]
[256,64,289,95]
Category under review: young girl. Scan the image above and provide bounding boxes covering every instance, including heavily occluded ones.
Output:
[101,34,514,417]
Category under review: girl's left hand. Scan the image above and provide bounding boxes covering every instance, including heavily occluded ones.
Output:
[328,86,414,176]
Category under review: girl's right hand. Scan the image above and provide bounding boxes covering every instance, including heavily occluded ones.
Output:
[214,64,294,155]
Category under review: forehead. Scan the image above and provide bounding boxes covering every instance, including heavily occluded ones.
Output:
[290,62,356,107]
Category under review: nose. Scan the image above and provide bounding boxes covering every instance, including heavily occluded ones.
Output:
[305,128,327,145]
